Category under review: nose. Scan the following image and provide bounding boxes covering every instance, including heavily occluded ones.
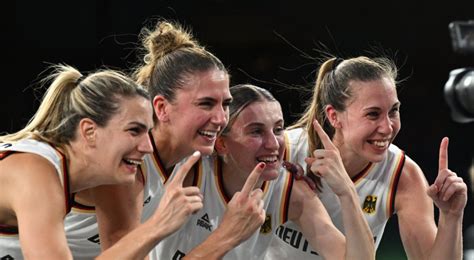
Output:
[211,105,228,127]
[138,134,154,154]
[264,132,280,151]
[378,115,393,135]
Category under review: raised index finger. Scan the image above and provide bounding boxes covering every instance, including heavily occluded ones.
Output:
[313,119,336,150]
[438,137,449,171]
[170,151,201,186]
[241,162,265,195]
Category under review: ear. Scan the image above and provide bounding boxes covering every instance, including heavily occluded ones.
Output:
[325,104,342,129]
[215,136,229,156]
[78,118,97,146]
[153,95,170,122]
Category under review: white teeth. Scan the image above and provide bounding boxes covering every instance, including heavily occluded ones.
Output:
[372,140,389,148]
[198,130,217,138]
[124,159,142,165]
[257,156,278,163]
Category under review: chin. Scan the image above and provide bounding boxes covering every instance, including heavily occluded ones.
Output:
[367,152,386,163]
[261,170,279,181]
[120,174,137,185]
[197,145,215,156]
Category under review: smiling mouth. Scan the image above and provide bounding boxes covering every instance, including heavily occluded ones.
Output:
[198,130,218,139]
[257,156,279,164]
[122,158,143,166]
[368,139,390,148]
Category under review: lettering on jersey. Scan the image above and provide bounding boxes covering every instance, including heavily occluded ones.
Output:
[172,250,185,260]
[362,195,377,214]
[260,215,272,234]
[1,255,14,260]
[196,213,213,231]
[0,143,12,149]
[274,225,319,255]
[87,234,101,244]
[143,195,151,206]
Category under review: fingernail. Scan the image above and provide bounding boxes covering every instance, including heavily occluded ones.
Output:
[193,151,201,157]
[259,162,265,169]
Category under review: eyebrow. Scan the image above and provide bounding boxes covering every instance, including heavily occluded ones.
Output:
[196,96,233,103]
[363,102,401,111]
[246,122,265,128]
[128,122,149,131]
[245,119,284,128]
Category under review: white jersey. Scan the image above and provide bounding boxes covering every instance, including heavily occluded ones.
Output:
[0,140,72,260]
[266,128,405,259]
[150,154,294,260]
[63,132,190,259]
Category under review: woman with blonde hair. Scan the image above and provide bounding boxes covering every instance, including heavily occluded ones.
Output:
[267,56,467,259]
[0,64,203,259]
[66,21,266,259]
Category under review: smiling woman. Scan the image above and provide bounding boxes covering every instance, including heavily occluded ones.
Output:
[267,55,468,260]
[0,64,155,259]
[64,20,267,260]
[150,84,375,260]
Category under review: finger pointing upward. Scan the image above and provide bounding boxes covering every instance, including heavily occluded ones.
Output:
[438,137,449,172]
[170,151,201,186]
[313,119,336,150]
[241,162,266,196]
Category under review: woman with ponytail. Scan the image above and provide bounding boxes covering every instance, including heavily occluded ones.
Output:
[267,56,467,260]
[0,65,160,258]
[67,21,267,259]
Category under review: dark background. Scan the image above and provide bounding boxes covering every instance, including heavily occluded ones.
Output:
[8,1,474,259]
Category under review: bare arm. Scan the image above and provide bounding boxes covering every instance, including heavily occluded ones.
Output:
[92,171,145,251]
[96,152,203,259]
[290,180,346,260]
[7,154,73,259]
[184,162,266,259]
[397,137,466,260]
[303,120,375,260]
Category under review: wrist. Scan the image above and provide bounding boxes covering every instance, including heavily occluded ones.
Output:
[146,215,169,240]
[186,227,237,259]
[335,184,357,199]
[440,210,464,224]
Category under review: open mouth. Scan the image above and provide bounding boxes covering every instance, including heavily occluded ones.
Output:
[198,130,218,139]
[368,139,390,149]
[257,155,279,164]
[122,158,143,166]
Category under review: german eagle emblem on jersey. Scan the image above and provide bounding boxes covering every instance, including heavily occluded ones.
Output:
[260,215,272,234]
[362,195,377,214]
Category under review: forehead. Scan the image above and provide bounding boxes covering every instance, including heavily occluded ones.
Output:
[233,101,283,126]
[180,69,230,97]
[347,77,398,109]
[110,96,153,126]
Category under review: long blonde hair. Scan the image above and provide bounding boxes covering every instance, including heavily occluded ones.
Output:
[0,64,148,149]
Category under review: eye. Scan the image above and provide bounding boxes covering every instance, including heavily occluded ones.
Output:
[198,101,214,109]
[274,126,284,135]
[128,128,139,135]
[128,127,146,136]
[389,107,400,117]
[366,111,380,119]
[250,128,263,135]
[223,100,232,108]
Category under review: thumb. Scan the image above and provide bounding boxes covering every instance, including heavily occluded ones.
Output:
[426,184,439,199]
